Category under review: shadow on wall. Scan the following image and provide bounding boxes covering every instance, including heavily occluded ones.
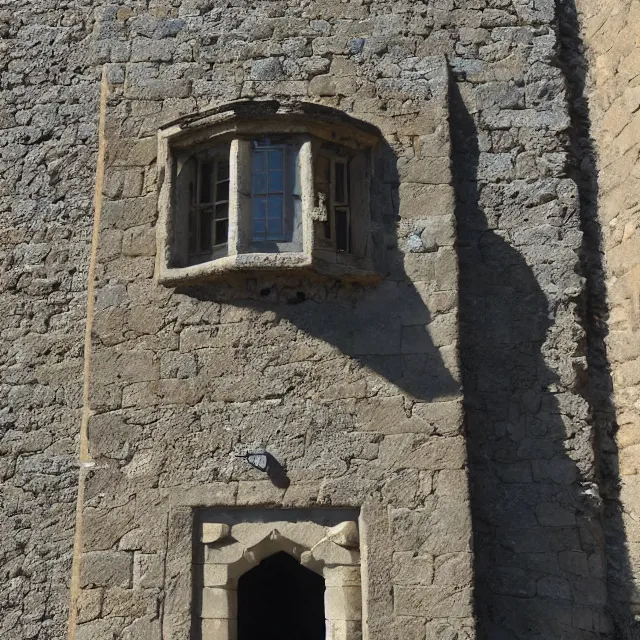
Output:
[450,80,610,638]
[557,0,640,636]
[178,140,460,405]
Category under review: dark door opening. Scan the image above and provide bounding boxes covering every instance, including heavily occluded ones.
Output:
[237,551,325,640]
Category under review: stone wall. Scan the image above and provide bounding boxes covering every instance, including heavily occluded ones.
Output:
[0,1,620,639]
[74,7,478,635]
[573,0,640,635]
[0,3,98,639]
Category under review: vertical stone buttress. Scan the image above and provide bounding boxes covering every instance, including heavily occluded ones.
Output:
[70,5,476,640]
[453,0,610,637]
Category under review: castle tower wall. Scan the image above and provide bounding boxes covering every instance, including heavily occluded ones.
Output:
[0,2,620,640]
[0,5,98,639]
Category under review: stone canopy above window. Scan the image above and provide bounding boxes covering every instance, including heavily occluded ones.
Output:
[156,100,384,286]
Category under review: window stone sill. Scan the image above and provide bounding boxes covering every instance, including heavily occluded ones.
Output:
[156,252,380,286]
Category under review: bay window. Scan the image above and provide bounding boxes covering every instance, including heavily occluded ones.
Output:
[156,100,382,284]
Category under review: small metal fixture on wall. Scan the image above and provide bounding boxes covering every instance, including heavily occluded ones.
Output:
[235,447,290,488]
[235,449,270,473]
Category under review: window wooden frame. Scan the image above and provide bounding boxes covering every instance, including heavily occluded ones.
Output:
[320,154,351,254]
[188,154,230,265]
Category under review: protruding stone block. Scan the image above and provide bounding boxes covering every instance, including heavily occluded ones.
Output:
[305,540,360,566]
[202,618,237,640]
[394,585,473,618]
[326,619,362,640]
[326,521,359,549]
[324,566,362,587]
[133,552,164,588]
[81,551,133,588]
[203,564,231,587]
[202,523,231,544]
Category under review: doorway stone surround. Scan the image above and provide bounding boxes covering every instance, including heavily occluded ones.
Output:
[165,508,362,640]
[201,517,361,640]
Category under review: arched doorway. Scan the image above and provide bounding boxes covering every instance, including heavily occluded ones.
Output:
[237,551,325,640]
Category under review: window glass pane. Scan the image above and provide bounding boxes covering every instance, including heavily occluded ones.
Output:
[188,207,197,254]
[267,195,284,240]
[252,197,267,241]
[317,156,330,184]
[214,219,228,246]
[253,172,268,194]
[253,197,267,220]
[335,208,349,252]
[215,202,228,220]
[253,150,268,173]
[200,209,213,251]
[251,144,291,244]
[253,218,266,236]
[267,194,283,219]
[217,160,229,181]
[199,162,213,203]
[266,226,283,241]
[216,180,229,202]
[335,161,346,204]
[269,170,283,192]
[268,148,283,167]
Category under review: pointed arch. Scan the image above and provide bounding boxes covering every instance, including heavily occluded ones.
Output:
[198,521,362,640]
[237,551,325,640]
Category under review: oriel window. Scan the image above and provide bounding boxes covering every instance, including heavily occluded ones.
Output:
[161,120,375,280]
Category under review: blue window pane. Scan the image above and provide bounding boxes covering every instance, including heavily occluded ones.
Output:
[253,171,268,194]
[253,150,267,173]
[267,195,283,219]
[250,145,289,243]
[269,170,283,192]
[266,215,283,239]
[252,218,266,238]
[252,197,267,220]
[266,194,284,240]
[268,148,283,167]
[252,197,267,241]
[254,197,267,215]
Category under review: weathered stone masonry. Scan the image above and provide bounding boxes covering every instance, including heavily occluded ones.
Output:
[74,28,478,637]
[570,0,640,635]
[1,3,98,640]
[1,1,637,640]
